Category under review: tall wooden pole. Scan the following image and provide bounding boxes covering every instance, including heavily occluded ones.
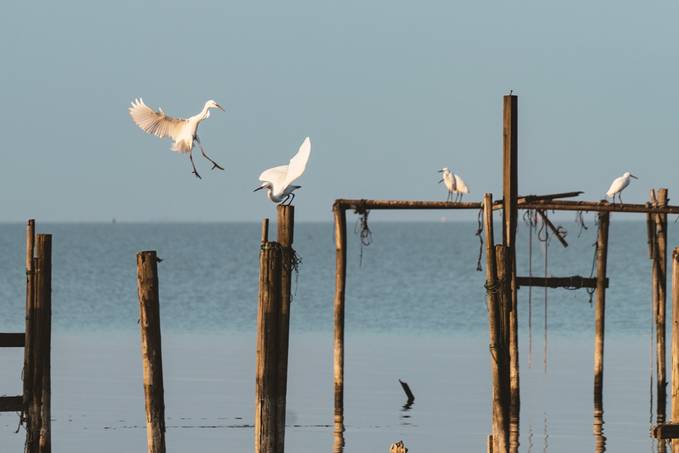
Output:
[333,205,347,427]
[255,239,283,453]
[35,234,52,453]
[275,205,294,453]
[655,189,668,424]
[502,94,520,451]
[484,194,509,453]
[136,251,167,453]
[670,247,679,453]
[593,212,610,414]
[23,220,36,420]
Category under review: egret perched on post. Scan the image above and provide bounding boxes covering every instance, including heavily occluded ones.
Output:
[129,98,225,179]
[438,167,470,202]
[606,171,638,203]
[254,137,311,205]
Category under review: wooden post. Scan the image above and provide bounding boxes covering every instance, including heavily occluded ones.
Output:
[34,234,52,453]
[23,219,35,413]
[136,251,167,453]
[255,241,283,453]
[593,212,610,414]
[503,94,520,451]
[483,194,509,453]
[333,204,347,425]
[655,189,668,424]
[275,205,294,453]
[671,247,679,453]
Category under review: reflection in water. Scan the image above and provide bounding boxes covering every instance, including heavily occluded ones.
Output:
[401,398,414,427]
[543,412,549,453]
[593,410,606,453]
[333,414,344,453]
[527,424,534,453]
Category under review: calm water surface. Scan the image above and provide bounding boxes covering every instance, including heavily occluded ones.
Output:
[0,220,675,452]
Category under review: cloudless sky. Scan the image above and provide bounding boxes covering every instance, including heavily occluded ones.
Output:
[1,1,677,222]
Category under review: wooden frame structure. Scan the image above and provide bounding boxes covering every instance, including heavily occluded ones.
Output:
[331,95,679,452]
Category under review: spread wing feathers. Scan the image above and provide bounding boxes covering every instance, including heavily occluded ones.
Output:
[129,98,187,141]
[454,174,470,194]
[284,137,311,188]
[259,165,288,186]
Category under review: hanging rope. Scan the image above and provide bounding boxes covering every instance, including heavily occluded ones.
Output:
[523,209,537,368]
[585,214,600,305]
[475,208,484,272]
[537,215,550,373]
[353,203,373,266]
[575,210,589,238]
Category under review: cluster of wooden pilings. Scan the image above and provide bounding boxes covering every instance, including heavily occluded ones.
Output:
[132,205,297,453]
[330,95,679,453]
[0,220,52,453]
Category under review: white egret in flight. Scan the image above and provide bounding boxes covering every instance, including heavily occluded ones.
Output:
[129,98,225,179]
[606,171,638,203]
[438,167,470,202]
[254,137,311,205]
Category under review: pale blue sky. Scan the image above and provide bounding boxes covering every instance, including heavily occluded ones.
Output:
[1,1,677,221]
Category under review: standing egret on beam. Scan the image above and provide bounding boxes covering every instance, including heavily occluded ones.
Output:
[129,98,225,179]
[254,137,311,205]
[438,167,470,202]
[606,171,638,204]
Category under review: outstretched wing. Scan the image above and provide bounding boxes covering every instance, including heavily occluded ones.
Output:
[129,98,187,141]
[259,165,288,185]
[283,137,311,188]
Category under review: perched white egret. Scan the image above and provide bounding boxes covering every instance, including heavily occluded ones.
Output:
[254,137,311,205]
[606,171,638,203]
[129,98,225,179]
[438,167,470,202]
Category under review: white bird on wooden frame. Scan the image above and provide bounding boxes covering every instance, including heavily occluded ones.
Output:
[254,137,311,205]
[438,167,470,202]
[129,98,225,179]
[606,171,638,203]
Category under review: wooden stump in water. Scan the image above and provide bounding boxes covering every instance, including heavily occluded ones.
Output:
[389,440,408,453]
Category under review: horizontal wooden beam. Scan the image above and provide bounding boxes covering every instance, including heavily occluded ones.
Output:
[0,396,23,412]
[516,276,607,289]
[334,199,482,211]
[652,423,679,439]
[520,200,679,214]
[333,192,583,211]
[0,333,25,348]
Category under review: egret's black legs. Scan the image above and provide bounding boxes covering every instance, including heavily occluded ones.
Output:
[189,153,202,179]
[197,140,224,171]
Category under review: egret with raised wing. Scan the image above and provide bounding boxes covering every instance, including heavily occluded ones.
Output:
[254,137,311,205]
[129,98,225,179]
[438,167,470,202]
[606,171,637,203]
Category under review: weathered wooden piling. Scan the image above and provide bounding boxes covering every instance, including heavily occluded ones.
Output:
[136,251,166,453]
[333,204,347,424]
[255,222,284,453]
[275,205,295,452]
[502,94,520,452]
[483,194,509,453]
[671,247,679,453]
[654,189,668,424]
[593,212,610,414]
[23,219,35,414]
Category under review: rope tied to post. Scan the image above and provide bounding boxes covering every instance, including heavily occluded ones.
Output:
[586,215,601,305]
[575,210,589,237]
[475,207,484,271]
[353,201,373,266]
[282,246,303,298]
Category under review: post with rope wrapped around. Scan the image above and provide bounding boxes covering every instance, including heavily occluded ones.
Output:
[483,193,509,453]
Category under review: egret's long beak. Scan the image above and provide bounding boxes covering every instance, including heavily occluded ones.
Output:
[437,169,444,173]
[438,179,444,184]
[253,185,265,192]
[216,103,225,112]
[630,174,638,179]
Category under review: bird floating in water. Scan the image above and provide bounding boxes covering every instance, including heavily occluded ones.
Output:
[438,167,470,202]
[254,137,311,205]
[606,171,638,204]
[129,98,225,179]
